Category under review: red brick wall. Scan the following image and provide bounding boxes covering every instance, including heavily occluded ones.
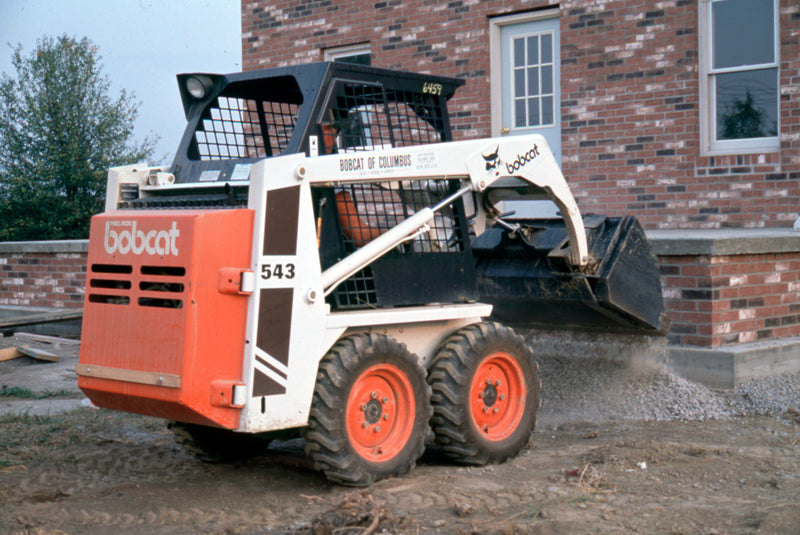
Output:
[559,1,800,230]
[241,0,800,230]
[3,240,798,349]
[0,247,86,309]
[660,252,800,348]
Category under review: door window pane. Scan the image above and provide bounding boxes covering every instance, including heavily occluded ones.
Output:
[527,37,538,64]
[541,34,552,63]
[528,67,539,96]
[541,65,553,94]
[514,38,525,67]
[542,96,554,125]
[515,100,526,127]
[514,69,525,98]
[511,32,555,128]
[528,98,540,126]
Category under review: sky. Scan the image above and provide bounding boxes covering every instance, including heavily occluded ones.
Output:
[0,0,242,163]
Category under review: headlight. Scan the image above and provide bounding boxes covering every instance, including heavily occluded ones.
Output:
[185,75,213,100]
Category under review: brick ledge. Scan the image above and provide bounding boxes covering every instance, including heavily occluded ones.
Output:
[647,228,800,256]
[0,240,88,254]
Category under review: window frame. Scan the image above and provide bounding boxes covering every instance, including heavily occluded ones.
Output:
[323,42,371,65]
[699,0,780,155]
[489,8,559,137]
[511,31,557,130]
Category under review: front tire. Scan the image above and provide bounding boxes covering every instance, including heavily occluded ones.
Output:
[304,333,431,486]
[428,322,540,465]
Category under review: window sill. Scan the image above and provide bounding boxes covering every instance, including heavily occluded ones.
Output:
[702,139,780,157]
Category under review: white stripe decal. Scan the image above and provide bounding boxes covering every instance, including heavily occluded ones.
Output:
[254,359,288,387]
[255,347,289,376]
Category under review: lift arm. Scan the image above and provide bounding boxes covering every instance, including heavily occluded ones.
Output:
[297,134,589,280]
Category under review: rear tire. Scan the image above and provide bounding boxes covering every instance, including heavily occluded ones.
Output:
[304,333,431,486]
[170,422,270,463]
[428,322,540,465]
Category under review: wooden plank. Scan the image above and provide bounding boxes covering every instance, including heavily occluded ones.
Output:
[17,345,60,362]
[76,363,181,388]
[0,347,23,362]
[0,309,83,329]
[14,332,80,350]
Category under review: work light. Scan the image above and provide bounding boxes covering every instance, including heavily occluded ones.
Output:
[186,75,213,100]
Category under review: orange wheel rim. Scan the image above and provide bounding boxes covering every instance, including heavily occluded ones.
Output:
[469,352,527,441]
[346,363,416,463]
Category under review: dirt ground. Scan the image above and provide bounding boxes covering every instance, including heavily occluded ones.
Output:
[1,335,799,535]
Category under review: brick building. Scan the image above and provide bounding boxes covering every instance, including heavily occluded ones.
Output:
[237,0,800,383]
[3,1,798,385]
[242,0,799,229]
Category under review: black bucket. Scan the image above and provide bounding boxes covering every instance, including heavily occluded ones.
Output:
[472,215,669,335]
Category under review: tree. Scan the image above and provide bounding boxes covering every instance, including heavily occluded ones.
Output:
[719,90,777,140]
[0,35,156,241]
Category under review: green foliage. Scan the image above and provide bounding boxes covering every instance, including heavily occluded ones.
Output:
[0,35,156,241]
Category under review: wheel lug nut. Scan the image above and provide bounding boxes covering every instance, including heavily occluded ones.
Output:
[486,379,492,385]
[382,397,389,404]
[360,404,367,410]
[362,422,369,428]
[383,414,390,420]
[493,407,499,414]
[374,426,381,433]
[499,394,506,401]
[495,380,501,386]
[483,407,489,413]
[371,392,378,399]
[478,392,484,399]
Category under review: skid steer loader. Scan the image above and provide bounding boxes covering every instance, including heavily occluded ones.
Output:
[78,62,667,485]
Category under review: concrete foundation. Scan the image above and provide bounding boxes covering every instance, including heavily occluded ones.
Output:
[524,327,800,389]
[0,306,82,338]
[668,337,800,389]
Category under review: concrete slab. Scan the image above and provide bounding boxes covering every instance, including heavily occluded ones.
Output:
[0,306,82,338]
[0,397,91,416]
[524,328,800,389]
[668,337,800,388]
[647,227,800,256]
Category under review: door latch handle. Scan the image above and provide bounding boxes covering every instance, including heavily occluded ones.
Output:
[218,268,255,295]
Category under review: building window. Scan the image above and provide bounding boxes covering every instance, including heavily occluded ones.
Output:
[701,0,779,154]
[512,32,556,129]
[324,43,371,65]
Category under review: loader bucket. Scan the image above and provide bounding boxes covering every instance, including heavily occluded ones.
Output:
[473,215,669,335]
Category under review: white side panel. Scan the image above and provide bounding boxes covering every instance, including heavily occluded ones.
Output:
[338,319,484,369]
[325,303,493,367]
[239,155,328,433]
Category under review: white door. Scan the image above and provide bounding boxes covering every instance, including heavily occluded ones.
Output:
[500,17,561,163]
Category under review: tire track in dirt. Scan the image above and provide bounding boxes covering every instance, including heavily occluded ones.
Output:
[7,442,191,503]
[11,504,284,534]
[371,462,547,519]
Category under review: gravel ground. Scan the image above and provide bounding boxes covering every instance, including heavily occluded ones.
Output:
[531,329,800,428]
[2,329,799,426]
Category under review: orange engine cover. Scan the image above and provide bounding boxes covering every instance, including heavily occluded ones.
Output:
[78,209,254,429]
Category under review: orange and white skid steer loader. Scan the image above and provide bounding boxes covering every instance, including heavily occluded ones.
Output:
[77,62,667,485]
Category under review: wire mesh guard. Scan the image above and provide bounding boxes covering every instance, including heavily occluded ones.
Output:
[193,97,299,160]
[320,83,444,154]
[190,81,445,160]
[330,179,468,310]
